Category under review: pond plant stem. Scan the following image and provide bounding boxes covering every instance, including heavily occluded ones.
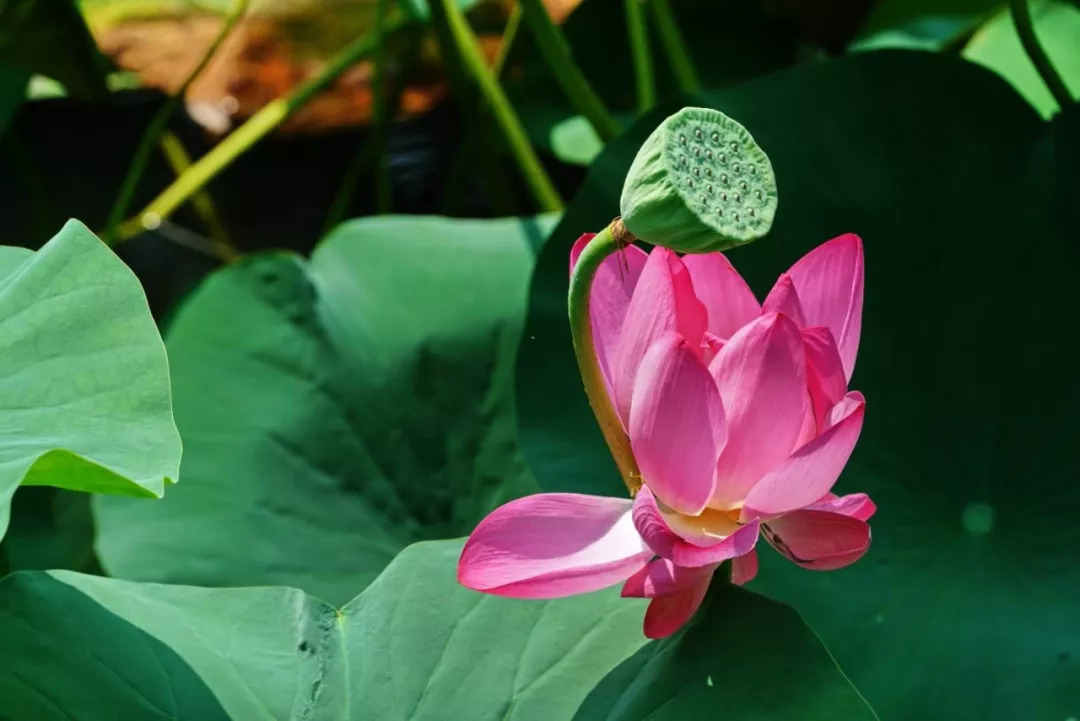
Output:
[517,0,620,142]
[105,0,249,246]
[428,0,563,213]
[649,0,700,94]
[625,0,656,113]
[116,10,413,243]
[568,220,642,495]
[1009,0,1072,110]
[157,131,237,261]
[493,2,523,78]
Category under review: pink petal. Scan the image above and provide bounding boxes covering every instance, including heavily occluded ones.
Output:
[802,327,848,433]
[762,509,871,570]
[742,391,866,519]
[569,234,649,408]
[632,487,760,568]
[785,234,864,381]
[708,313,809,508]
[761,274,807,327]
[682,253,760,340]
[629,333,725,515]
[809,492,876,521]
[642,572,713,639]
[612,248,707,425]
[731,549,759,585]
[458,493,653,599]
[700,332,725,365]
[621,558,717,598]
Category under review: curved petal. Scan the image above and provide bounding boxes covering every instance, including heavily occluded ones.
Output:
[762,509,871,570]
[809,492,876,521]
[612,248,707,424]
[642,573,712,639]
[458,493,652,599]
[785,234,864,380]
[731,549,759,585]
[570,234,649,406]
[742,392,866,519]
[709,313,809,508]
[761,274,807,327]
[803,326,848,433]
[682,253,760,340]
[629,333,725,515]
[621,558,717,598]
[633,487,760,568]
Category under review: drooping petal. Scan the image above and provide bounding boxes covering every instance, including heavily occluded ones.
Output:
[709,313,809,509]
[731,549,759,585]
[570,234,649,404]
[458,493,653,599]
[612,248,707,424]
[741,391,866,519]
[761,274,807,327]
[802,326,848,433]
[642,571,713,639]
[784,234,864,380]
[762,509,871,570]
[621,558,718,598]
[682,253,760,340]
[629,333,725,515]
[633,487,760,568]
[809,492,876,521]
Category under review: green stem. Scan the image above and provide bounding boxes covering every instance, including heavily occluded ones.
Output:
[568,220,641,495]
[1009,0,1073,110]
[104,0,249,245]
[157,131,237,261]
[116,10,413,242]
[493,2,523,78]
[371,0,392,214]
[649,0,700,94]
[518,0,620,142]
[625,0,655,113]
[429,0,563,213]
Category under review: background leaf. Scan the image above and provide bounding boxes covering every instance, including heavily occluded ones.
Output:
[0,0,108,100]
[516,49,1078,720]
[0,219,181,541]
[963,0,1080,118]
[94,214,554,604]
[0,539,876,720]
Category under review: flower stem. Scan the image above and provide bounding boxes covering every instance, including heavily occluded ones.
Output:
[517,0,620,142]
[649,0,700,94]
[116,10,413,243]
[625,0,655,113]
[568,220,642,495]
[493,2,523,78]
[157,131,237,261]
[104,0,249,245]
[429,0,563,213]
[1009,0,1073,110]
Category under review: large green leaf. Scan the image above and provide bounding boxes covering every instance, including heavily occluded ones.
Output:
[94,215,553,604]
[0,0,108,100]
[516,50,1078,720]
[963,0,1080,118]
[0,220,181,541]
[0,539,875,720]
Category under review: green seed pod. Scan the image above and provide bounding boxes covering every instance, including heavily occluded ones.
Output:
[620,107,778,253]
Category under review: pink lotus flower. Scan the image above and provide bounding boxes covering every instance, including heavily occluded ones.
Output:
[459,233,874,638]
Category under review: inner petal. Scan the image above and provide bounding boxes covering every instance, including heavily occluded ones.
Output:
[660,503,743,548]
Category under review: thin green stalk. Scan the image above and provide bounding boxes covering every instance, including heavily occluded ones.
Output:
[625,0,655,113]
[518,0,620,142]
[117,10,413,243]
[371,0,392,214]
[428,0,563,213]
[1009,0,1072,110]
[105,0,248,245]
[569,220,641,495]
[157,131,237,261]
[493,2,523,78]
[649,0,700,94]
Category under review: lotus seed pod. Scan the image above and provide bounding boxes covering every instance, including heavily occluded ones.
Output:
[619,107,778,253]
